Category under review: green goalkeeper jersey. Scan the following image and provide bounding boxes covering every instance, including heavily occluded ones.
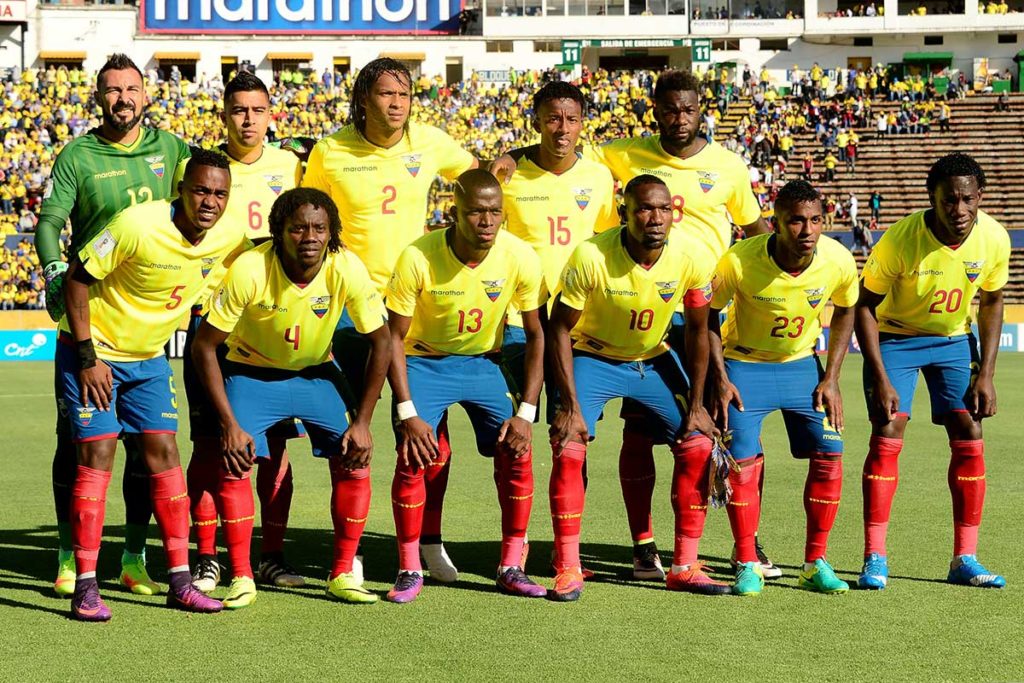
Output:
[37,127,191,265]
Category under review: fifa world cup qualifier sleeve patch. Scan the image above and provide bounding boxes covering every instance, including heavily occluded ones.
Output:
[92,230,117,258]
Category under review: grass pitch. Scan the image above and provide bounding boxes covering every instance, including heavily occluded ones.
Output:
[0,356,1021,682]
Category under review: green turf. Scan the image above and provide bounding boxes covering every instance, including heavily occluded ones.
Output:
[1,356,1021,681]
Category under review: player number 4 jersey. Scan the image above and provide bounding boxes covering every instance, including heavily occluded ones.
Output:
[386,229,547,357]
[558,228,714,362]
[206,242,386,371]
[712,233,859,363]
[862,210,1010,337]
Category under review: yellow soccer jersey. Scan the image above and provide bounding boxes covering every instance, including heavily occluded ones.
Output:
[63,200,250,362]
[222,144,302,241]
[558,228,714,362]
[206,242,385,371]
[712,234,859,363]
[587,136,762,259]
[303,122,475,292]
[386,229,546,357]
[862,210,1010,337]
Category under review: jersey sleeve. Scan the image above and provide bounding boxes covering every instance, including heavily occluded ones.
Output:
[384,246,423,318]
[78,210,141,282]
[725,155,763,226]
[38,146,78,227]
[831,249,860,307]
[205,257,256,334]
[512,247,547,313]
[979,230,1010,292]
[342,252,386,334]
[434,128,476,181]
[557,243,595,311]
[301,141,330,194]
[861,236,900,296]
[593,174,620,234]
[710,251,739,309]
[170,139,191,196]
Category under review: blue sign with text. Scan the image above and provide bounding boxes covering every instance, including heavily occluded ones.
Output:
[140,0,461,34]
[0,330,57,362]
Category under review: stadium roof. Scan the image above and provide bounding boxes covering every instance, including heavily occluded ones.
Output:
[903,51,954,63]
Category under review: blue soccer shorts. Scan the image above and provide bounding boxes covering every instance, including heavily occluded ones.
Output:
[501,323,555,423]
[57,338,179,443]
[864,333,980,424]
[573,350,693,443]
[223,361,353,459]
[397,354,516,457]
[725,355,843,461]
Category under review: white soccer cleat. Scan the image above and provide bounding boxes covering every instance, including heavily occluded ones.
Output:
[422,543,459,583]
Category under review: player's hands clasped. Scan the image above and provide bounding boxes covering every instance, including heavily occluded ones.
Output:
[813,377,845,434]
[221,423,256,477]
[398,416,439,469]
[967,374,998,421]
[549,405,589,454]
[79,361,113,412]
[340,420,374,469]
[497,416,532,458]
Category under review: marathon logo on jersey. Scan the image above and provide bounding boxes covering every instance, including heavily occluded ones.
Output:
[201,257,217,279]
[265,175,285,195]
[697,171,718,193]
[482,279,505,302]
[403,154,422,178]
[310,295,331,319]
[963,260,985,283]
[92,230,117,258]
[805,287,826,309]
[146,155,166,178]
[574,188,592,211]
[656,280,679,303]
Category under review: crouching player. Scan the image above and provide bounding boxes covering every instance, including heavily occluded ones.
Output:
[385,169,547,603]
[60,150,247,620]
[856,153,1008,589]
[708,180,857,596]
[191,188,391,607]
[546,174,721,602]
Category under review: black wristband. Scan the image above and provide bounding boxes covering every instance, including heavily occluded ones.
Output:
[77,339,97,369]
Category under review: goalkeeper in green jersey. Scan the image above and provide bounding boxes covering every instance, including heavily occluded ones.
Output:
[34,53,191,598]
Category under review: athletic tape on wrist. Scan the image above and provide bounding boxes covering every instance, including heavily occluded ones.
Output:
[396,400,418,421]
[516,402,538,422]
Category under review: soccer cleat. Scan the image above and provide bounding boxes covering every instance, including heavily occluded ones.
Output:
[550,550,595,580]
[633,542,666,581]
[120,552,162,596]
[733,561,765,597]
[54,550,76,597]
[947,555,1006,589]
[421,543,458,583]
[387,571,424,604]
[551,566,585,602]
[666,564,731,595]
[496,567,547,598]
[520,540,530,568]
[352,554,365,583]
[857,553,889,590]
[730,539,783,580]
[222,576,257,610]
[191,554,221,594]
[167,584,224,613]
[798,559,849,594]
[327,572,379,604]
[257,554,305,588]
[71,582,112,622]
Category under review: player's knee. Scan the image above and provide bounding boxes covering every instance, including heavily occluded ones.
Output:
[140,435,181,473]
[77,439,117,471]
[944,411,982,441]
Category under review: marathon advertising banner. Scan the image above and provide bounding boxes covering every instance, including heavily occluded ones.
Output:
[140,0,462,34]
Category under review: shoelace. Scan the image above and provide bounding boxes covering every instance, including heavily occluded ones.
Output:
[394,572,421,591]
[503,568,532,585]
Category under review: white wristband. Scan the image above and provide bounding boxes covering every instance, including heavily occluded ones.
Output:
[516,402,538,422]
[396,400,418,421]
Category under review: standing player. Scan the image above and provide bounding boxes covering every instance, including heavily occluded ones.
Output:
[708,180,857,596]
[546,175,721,602]
[302,58,478,579]
[856,153,1007,590]
[36,54,191,597]
[184,71,306,594]
[59,150,245,620]
[385,170,547,603]
[191,188,390,608]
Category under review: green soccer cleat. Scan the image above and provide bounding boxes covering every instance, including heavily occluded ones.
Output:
[120,551,162,596]
[54,549,76,597]
[327,572,379,604]
[733,561,765,597]
[798,559,849,594]
[222,577,257,610]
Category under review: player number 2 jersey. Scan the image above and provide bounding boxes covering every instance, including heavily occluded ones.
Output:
[206,242,386,371]
[386,229,546,357]
[862,210,1010,337]
[558,228,713,362]
[712,233,859,363]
